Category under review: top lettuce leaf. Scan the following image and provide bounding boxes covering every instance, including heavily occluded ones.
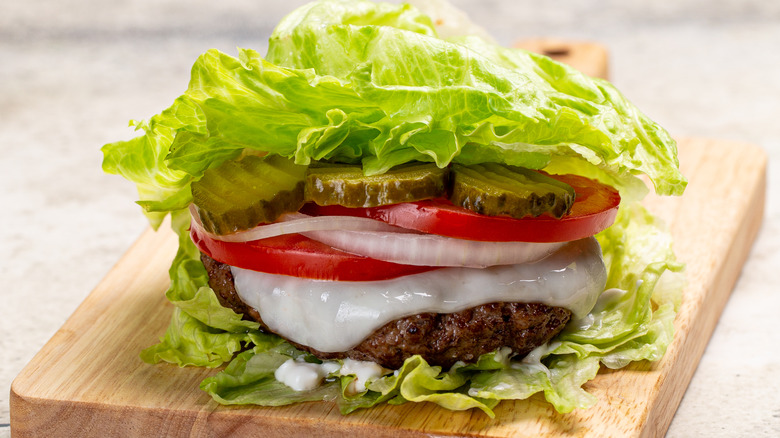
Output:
[102,0,686,415]
[102,0,685,228]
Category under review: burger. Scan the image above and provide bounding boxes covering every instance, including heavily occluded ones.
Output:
[102,0,686,416]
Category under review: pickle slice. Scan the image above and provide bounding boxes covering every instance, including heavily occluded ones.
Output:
[191,154,307,235]
[450,163,575,219]
[305,162,448,208]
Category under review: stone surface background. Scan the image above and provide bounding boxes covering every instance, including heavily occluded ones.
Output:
[2,1,779,436]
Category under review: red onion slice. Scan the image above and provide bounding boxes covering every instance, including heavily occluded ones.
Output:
[302,229,566,268]
[190,205,565,268]
[189,205,413,243]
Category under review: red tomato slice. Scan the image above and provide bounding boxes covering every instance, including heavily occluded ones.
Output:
[191,227,439,281]
[301,174,620,243]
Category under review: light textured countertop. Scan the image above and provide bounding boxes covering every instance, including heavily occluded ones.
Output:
[2,1,779,436]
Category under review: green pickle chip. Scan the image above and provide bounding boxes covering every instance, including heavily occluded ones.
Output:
[191,154,307,235]
[305,162,448,208]
[450,163,575,219]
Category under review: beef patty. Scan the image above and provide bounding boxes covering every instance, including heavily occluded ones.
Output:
[201,253,572,369]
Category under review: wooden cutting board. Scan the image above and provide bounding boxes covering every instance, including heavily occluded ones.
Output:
[9,137,767,437]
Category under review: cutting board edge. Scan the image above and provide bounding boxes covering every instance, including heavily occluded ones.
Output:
[9,388,493,438]
[641,143,767,438]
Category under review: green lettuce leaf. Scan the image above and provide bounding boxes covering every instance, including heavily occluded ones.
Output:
[553,203,684,368]
[139,208,263,367]
[267,0,686,196]
[200,343,343,406]
[103,0,687,416]
[102,0,685,225]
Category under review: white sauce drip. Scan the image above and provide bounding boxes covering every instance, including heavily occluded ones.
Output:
[232,237,606,353]
[340,358,387,394]
[273,358,386,393]
[493,347,513,366]
[274,359,340,391]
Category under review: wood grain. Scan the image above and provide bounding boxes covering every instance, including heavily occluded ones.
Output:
[9,138,767,437]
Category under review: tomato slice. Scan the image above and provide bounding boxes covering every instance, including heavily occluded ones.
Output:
[301,174,620,243]
[191,227,439,281]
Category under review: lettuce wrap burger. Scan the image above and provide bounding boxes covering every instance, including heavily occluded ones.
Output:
[102,0,687,416]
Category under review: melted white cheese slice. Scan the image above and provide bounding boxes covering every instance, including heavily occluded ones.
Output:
[231,237,606,353]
